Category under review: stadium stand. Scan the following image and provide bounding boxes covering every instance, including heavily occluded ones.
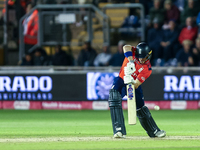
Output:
[0,0,199,67]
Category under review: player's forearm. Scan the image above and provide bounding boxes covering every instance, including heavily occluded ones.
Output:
[134,79,142,89]
[123,45,133,62]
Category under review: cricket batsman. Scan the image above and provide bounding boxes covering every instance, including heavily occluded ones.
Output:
[108,42,166,138]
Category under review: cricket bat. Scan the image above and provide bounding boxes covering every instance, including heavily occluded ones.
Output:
[126,83,136,125]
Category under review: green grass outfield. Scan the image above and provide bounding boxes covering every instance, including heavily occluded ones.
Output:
[0,109,200,150]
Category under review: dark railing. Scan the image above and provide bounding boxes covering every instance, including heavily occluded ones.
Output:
[19,4,109,61]
[0,66,200,74]
[102,3,145,41]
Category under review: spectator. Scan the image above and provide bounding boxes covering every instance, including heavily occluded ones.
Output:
[191,37,200,66]
[176,39,193,66]
[180,0,199,26]
[20,54,33,66]
[94,43,112,66]
[23,2,38,54]
[77,41,97,66]
[1,0,29,40]
[160,20,180,63]
[52,45,74,66]
[149,0,165,27]
[163,0,180,27]
[178,17,198,45]
[33,48,47,66]
[147,18,163,62]
[108,40,125,66]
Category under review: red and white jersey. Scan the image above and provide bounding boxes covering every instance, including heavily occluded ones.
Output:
[23,10,38,45]
[119,46,152,83]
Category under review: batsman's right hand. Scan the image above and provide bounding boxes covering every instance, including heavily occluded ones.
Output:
[124,75,136,84]
[124,62,136,75]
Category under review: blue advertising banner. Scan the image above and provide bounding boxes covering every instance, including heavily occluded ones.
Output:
[1,73,199,101]
[0,74,86,101]
[87,72,200,101]
[142,74,200,101]
[87,72,119,100]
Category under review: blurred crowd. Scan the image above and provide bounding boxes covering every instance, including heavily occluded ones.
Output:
[2,0,200,67]
[19,40,126,67]
[146,0,200,67]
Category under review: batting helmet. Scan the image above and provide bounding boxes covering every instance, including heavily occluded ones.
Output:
[135,42,152,62]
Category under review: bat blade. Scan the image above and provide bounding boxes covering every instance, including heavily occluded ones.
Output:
[126,83,136,125]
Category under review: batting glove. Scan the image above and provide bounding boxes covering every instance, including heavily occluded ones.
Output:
[124,62,136,75]
[124,75,136,84]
